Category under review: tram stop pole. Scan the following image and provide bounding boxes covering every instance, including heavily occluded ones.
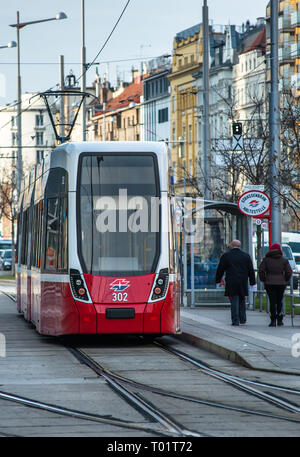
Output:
[191,231,195,308]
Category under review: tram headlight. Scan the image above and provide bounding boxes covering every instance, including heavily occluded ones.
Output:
[151,268,169,301]
[70,269,89,301]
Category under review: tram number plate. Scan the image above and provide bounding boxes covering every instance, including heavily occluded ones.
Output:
[106,308,135,319]
[112,292,128,302]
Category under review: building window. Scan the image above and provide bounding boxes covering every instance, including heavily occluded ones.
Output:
[189,125,192,144]
[117,115,121,129]
[12,132,17,146]
[36,113,44,127]
[36,132,44,145]
[158,107,168,123]
[37,150,44,163]
[189,159,193,178]
[11,116,16,128]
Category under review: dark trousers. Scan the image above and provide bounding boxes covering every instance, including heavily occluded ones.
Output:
[265,285,286,319]
[230,295,246,325]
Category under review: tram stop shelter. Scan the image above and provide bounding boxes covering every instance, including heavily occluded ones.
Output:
[177,199,249,307]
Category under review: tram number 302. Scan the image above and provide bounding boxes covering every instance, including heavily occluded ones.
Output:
[112,292,128,302]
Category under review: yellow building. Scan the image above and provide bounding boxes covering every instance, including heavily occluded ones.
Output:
[168,24,203,195]
[266,0,300,92]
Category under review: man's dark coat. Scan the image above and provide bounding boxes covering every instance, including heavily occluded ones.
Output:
[215,248,256,297]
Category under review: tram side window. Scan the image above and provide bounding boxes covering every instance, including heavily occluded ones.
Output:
[45,198,59,270]
[58,197,68,270]
[44,197,68,271]
[21,210,29,265]
[32,203,43,268]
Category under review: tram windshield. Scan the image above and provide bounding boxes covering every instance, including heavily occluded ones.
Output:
[78,154,160,276]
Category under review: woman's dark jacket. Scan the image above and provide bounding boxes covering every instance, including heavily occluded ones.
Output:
[258,249,293,286]
[215,248,256,297]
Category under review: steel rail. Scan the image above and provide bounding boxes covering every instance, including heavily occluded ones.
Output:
[0,389,168,436]
[68,347,202,437]
[155,342,300,415]
[72,347,300,425]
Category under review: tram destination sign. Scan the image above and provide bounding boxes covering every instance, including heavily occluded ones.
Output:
[238,190,270,217]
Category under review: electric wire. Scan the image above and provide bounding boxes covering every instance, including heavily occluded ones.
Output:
[76,0,132,85]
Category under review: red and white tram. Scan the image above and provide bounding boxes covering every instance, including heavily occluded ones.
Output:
[16,142,180,336]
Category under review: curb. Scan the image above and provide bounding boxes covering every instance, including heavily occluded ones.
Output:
[176,332,253,369]
[176,331,300,376]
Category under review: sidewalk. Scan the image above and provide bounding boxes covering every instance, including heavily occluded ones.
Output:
[179,306,300,375]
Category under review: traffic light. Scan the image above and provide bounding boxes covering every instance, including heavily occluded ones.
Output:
[232,122,243,136]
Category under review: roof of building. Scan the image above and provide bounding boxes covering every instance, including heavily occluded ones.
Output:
[242,26,266,55]
[94,77,143,116]
[175,23,201,42]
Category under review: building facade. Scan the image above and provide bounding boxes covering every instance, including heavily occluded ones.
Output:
[0,93,56,238]
[143,57,171,143]
[90,73,143,142]
[168,24,203,192]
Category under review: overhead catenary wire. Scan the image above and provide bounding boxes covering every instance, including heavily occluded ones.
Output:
[76,0,132,85]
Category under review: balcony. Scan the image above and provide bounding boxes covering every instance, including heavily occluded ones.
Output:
[291,73,300,96]
[279,15,293,31]
[291,42,300,59]
[291,10,300,27]
[279,44,294,64]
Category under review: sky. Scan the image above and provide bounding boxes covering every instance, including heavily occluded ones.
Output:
[0,0,268,106]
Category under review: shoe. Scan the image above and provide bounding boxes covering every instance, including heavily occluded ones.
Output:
[277,315,284,326]
[232,323,239,326]
[269,319,276,327]
[240,321,246,324]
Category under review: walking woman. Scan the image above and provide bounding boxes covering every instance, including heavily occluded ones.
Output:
[258,243,293,327]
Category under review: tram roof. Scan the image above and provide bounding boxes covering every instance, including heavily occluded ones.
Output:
[54,141,169,156]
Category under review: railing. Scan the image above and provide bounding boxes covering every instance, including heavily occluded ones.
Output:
[249,270,300,327]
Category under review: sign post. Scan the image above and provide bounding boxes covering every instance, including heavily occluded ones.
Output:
[238,190,272,248]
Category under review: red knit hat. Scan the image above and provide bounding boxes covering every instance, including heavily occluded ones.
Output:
[270,243,281,250]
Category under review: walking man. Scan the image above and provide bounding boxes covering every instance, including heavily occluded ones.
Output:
[216,240,256,326]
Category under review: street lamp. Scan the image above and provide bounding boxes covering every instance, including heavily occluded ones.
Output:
[9,11,67,198]
[0,41,17,50]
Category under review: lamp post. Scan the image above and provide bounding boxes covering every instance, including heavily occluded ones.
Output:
[10,11,67,198]
[269,0,281,244]
[81,0,87,141]
[202,0,211,201]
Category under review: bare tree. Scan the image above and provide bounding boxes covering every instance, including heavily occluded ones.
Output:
[0,164,18,275]
[181,82,300,229]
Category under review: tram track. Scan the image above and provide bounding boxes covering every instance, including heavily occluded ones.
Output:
[1,291,201,437]
[154,340,300,415]
[0,389,173,436]
[68,346,202,437]
[69,344,300,426]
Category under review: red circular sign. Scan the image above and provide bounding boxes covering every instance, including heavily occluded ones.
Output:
[238,191,270,217]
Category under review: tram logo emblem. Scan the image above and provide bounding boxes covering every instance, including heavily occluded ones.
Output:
[110,279,130,292]
[249,200,260,208]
